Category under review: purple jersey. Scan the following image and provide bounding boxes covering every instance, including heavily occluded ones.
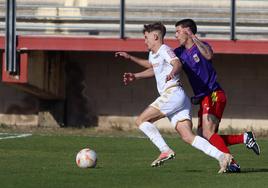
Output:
[174,42,221,100]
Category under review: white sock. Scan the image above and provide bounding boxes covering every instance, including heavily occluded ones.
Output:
[243,132,247,144]
[191,136,224,161]
[139,122,170,152]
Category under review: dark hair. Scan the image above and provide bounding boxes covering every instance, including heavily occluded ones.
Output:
[175,19,197,34]
[143,22,166,38]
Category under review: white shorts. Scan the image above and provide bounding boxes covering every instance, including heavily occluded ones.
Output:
[150,86,192,128]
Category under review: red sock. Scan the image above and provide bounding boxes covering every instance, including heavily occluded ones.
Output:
[209,133,230,153]
[220,134,244,146]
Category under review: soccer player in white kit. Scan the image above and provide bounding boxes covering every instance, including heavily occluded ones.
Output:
[115,22,232,173]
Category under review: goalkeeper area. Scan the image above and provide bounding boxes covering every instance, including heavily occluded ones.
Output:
[0,129,267,188]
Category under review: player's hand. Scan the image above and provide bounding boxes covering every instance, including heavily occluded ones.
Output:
[183,28,196,39]
[166,73,175,82]
[115,52,131,59]
[123,72,136,85]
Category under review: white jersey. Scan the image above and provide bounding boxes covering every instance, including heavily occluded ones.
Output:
[149,44,180,95]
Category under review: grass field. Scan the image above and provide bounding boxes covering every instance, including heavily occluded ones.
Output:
[0,131,267,188]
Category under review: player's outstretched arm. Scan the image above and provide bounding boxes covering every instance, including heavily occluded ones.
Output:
[184,28,213,60]
[115,51,151,68]
[135,67,155,79]
[123,68,154,85]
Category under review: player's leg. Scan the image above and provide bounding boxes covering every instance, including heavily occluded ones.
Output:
[201,115,244,172]
[220,134,243,146]
[199,91,231,153]
[202,91,260,155]
[199,90,241,172]
[169,94,232,173]
[201,91,259,153]
[147,86,190,167]
[220,132,260,155]
[136,106,175,167]
[175,119,223,158]
[174,118,232,173]
[202,114,231,153]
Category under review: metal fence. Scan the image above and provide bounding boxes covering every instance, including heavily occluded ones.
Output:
[1,0,268,40]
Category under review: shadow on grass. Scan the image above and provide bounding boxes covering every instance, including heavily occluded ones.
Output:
[185,169,203,173]
[185,168,268,174]
[241,168,268,173]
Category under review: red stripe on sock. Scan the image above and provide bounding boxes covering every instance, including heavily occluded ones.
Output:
[209,133,230,153]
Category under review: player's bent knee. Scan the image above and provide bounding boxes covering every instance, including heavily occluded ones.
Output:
[175,121,195,144]
[206,114,220,125]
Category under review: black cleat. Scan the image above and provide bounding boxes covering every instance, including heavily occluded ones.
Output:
[245,131,260,155]
[227,161,241,173]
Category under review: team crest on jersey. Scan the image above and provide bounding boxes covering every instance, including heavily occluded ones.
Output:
[167,49,176,58]
[193,54,200,63]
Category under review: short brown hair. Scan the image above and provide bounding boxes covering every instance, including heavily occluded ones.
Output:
[143,22,166,39]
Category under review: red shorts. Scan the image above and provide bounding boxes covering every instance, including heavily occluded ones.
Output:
[198,90,226,126]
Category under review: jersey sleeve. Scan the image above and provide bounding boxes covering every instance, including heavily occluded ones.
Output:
[160,46,179,64]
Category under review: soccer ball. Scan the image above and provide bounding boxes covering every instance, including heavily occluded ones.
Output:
[76,148,97,168]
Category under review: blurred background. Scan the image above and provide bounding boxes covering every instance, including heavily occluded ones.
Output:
[0,0,267,39]
[0,0,268,133]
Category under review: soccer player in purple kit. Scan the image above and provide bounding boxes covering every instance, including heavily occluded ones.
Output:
[115,22,233,173]
[173,19,260,172]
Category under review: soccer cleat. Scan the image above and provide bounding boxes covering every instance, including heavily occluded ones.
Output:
[151,149,175,167]
[218,153,233,174]
[227,160,241,173]
[245,131,260,155]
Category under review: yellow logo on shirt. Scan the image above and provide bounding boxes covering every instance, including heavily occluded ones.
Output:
[211,91,218,105]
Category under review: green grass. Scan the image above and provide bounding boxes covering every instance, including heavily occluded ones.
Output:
[0,133,267,188]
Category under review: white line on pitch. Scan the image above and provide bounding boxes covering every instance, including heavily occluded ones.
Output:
[0,133,32,140]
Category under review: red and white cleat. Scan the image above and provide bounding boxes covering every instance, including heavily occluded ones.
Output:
[151,149,176,167]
